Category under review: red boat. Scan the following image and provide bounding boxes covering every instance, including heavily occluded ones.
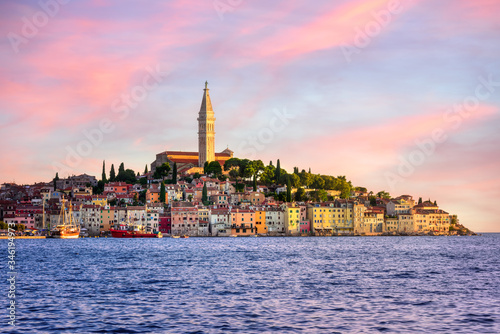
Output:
[110,223,162,238]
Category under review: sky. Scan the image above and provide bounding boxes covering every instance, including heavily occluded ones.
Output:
[0,0,499,232]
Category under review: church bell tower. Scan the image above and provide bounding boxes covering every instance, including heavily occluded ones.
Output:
[198,81,216,167]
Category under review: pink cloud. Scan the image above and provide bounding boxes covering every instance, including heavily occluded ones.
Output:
[250,0,416,62]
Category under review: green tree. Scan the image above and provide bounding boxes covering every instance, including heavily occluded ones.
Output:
[53,172,59,191]
[253,174,257,191]
[259,165,275,185]
[116,169,137,183]
[224,158,241,171]
[206,161,222,177]
[311,174,325,189]
[376,191,391,199]
[238,159,253,178]
[202,182,208,204]
[418,197,422,204]
[144,165,148,174]
[278,170,289,185]
[118,162,125,174]
[434,200,437,206]
[133,193,139,206]
[172,162,177,184]
[275,192,286,202]
[295,187,306,202]
[229,169,239,180]
[110,164,116,182]
[139,190,146,204]
[194,172,201,179]
[286,176,292,202]
[101,161,107,183]
[299,170,312,188]
[276,159,281,183]
[339,181,352,199]
[154,162,171,179]
[160,181,166,203]
[93,180,104,195]
[369,196,377,206]
[318,189,328,202]
[203,161,209,174]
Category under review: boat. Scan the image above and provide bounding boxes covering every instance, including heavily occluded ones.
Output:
[171,235,180,239]
[79,228,90,238]
[50,199,80,239]
[179,235,189,239]
[110,217,162,238]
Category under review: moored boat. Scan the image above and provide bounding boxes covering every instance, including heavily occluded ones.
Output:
[50,199,80,239]
[110,219,162,238]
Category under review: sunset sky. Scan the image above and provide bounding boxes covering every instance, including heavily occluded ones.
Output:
[1,0,499,231]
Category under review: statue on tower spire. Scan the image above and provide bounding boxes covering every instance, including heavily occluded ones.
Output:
[205,81,208,89]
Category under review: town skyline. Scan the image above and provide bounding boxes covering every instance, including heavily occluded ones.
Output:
[1,0,499,233]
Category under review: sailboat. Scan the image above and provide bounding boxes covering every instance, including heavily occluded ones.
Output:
[50,199,80,239]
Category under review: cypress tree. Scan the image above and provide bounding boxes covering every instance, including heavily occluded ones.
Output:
[160,181,166,203]
[172,162,177,184]
[101,161,107,183]
[276,159,281,184]
[144,165,148,174]
[253,174,257,192]
[202,183,208,204]
[118,162,125,174]
[53,172,59,191]
[110,164,116,182]
[286,176,292,202]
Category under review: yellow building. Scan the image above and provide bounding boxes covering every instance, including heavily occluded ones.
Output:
[285,205,301,236]
[254,210,267,235]
[353,203,367,235]
[92,195,108,207]
[385,217,398,233]
[307,204,334,235]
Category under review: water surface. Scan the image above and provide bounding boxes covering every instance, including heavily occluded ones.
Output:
[1,234,499,333]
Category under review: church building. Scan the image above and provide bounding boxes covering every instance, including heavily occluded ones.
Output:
[151,82,233,175]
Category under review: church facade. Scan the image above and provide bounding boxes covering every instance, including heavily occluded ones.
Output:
[151,82,233,175]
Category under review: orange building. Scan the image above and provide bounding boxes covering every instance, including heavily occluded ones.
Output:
[230,209,256,236]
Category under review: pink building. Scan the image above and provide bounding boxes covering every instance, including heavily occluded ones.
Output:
[171,203,198,236]
[159,214,171,234]
[299,220,311,234]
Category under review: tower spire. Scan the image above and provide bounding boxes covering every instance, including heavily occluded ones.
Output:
[198,81,215,167]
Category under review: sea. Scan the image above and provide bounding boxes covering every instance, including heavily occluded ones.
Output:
[1,234,499,333]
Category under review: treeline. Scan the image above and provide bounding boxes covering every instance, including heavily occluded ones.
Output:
[223,158,356,199]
